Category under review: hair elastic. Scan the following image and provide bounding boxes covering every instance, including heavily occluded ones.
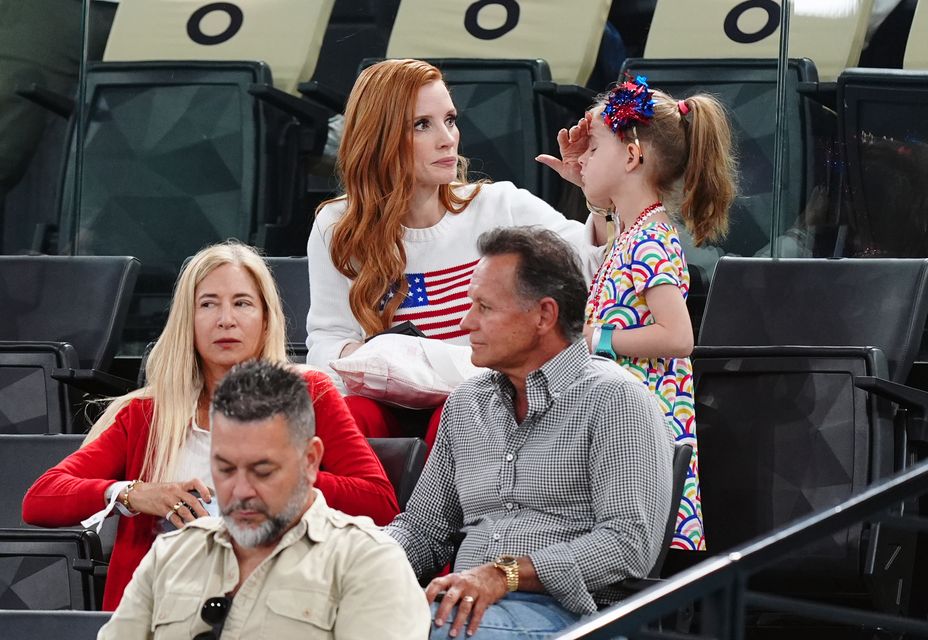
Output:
[678,100,690,116]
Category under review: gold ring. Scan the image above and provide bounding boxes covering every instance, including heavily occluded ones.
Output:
[172,501,183,512]
[462,595,475,604]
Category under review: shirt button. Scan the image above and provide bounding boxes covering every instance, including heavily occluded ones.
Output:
[505,453,514,462]
[493,533,500,540]
[505,502,513,510]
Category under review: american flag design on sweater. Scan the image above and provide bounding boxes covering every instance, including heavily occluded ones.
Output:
[389,259,478,341]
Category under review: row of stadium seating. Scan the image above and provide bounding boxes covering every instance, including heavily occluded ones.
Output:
[4,251,928,623]
[0,432,427,612]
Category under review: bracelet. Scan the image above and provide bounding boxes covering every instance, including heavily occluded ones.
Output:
[122,479,140,512]
[585,199,613,217]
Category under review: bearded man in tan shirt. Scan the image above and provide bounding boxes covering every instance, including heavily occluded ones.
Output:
[99,359,429,639]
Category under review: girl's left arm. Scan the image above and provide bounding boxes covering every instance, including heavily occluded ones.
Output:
[596,283,694,359]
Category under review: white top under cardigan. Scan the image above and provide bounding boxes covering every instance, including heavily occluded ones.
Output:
[306,181,600,384]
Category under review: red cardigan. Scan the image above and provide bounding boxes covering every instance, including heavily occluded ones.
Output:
[22,370,399,610]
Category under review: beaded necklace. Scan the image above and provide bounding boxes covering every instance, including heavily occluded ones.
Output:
[585,201,665,324]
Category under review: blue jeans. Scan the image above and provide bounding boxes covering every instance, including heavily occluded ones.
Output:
[429,593,582,639]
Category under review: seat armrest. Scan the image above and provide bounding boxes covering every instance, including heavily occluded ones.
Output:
[51,368,136,396]
[16,84,75,118]
[855,376,928,446]
[797,80,837,111]
[297,80,347,113]
[855,376,928,410]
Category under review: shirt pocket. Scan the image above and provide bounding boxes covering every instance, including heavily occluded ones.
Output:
[265,588,337,638]
[151,593,201,639]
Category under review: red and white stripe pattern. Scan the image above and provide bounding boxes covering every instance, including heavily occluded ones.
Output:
[392,259,478,341]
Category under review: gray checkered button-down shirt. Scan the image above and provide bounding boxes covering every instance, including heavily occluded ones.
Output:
[385,340,674,615]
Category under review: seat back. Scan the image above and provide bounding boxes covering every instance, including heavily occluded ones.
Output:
[904,0,928,69]
[386,0,610,85]
[619,58,820,262]
[367,437,427,510]
[103,0,336,94]
[645,0,872,81]
[836,68,928,259]
[0,434,84,528]
[59,62,280,351]
[0,342,79,434]
[650,443,694,579]
[0,256,139,371]
[265,257,310,360]
[0,610,111,639]
[694,346,914,612]
[0,529,105,610]
[312,0,399,100]
[699,257,928,383]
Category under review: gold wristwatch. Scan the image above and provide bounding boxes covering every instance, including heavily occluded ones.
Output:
[493,555,519,592]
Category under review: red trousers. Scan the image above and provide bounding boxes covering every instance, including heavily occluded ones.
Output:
[344,396,444,451]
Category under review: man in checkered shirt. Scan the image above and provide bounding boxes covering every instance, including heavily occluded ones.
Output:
[385,226,674,639]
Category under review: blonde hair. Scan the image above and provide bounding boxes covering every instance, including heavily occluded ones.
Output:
[83,241,288,483]
[599,88,738,246]
[322,58,482,336]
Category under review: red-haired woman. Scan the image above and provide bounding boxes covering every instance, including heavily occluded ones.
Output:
[307,58,597,442]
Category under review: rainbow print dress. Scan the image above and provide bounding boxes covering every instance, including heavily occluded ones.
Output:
[586,221,704,551]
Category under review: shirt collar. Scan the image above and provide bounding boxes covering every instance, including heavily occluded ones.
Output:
[532,340,591,396]
[491,340,591,406]
[210,488,330,550]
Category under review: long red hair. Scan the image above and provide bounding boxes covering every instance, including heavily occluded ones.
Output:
[322,59,481,336]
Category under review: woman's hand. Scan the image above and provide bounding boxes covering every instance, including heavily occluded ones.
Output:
[127,479,212,527]
[535,113,592,188]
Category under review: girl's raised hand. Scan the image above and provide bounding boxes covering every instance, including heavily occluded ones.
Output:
[535,114,592,188]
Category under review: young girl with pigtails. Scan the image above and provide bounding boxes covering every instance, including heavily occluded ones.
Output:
[538,76,737,551]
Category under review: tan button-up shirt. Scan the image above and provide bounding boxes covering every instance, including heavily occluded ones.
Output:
[99,490,430,639]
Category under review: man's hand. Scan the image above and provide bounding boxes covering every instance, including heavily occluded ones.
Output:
[425,564,508,638]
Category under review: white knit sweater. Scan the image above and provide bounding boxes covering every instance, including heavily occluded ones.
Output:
[305,181,599,380]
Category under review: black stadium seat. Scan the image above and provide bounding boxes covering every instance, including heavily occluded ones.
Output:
[0,343,78,434]
[0,529,105,610]
[0,434,106,610]
[837,68,928,258]
[367,437,427,510]
[0,609,111,638]
[266,256,311,362]
[0,256,139,432]
[40,61,323,354]
[619,58,822,260]
[0,434,85,528]
[694,256,928,615]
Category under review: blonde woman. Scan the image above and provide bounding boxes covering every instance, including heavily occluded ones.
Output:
[23,241,398,610]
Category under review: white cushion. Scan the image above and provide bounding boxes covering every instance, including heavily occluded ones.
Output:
[330,335,486,409]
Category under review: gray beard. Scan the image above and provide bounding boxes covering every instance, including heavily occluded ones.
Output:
[221,474,310,548]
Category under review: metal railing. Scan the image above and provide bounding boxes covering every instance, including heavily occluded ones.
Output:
[556,460,928,640]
